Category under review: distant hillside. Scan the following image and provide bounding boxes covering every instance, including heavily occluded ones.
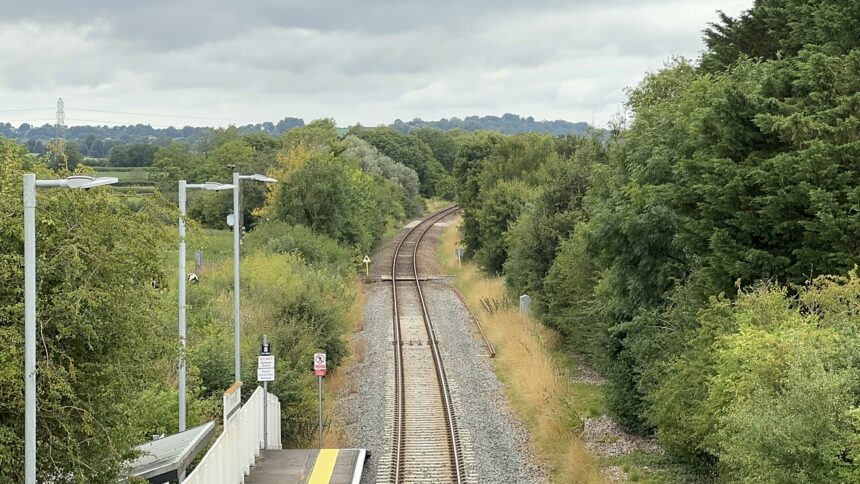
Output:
[390,113,595,136]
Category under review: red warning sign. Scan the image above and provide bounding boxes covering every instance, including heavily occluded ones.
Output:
[313,352,327,376]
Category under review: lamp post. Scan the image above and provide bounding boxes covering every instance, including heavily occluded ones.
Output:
[23,174,118,484]
[231,173,278,383]
[177,180,234,433]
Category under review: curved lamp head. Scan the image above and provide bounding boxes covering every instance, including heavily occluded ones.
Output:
[203,182,235,191]
[250,174,278,183]
[66,175,119,189]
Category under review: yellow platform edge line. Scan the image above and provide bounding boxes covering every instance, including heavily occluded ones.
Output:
[307,449,340,484]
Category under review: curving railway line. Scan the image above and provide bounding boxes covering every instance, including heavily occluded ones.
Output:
[383,206,468,484]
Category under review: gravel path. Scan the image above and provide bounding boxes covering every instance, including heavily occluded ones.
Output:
[331,215,547,483]
[331,283,392,481]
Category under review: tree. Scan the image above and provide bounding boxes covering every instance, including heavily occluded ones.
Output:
[0,138,180,481]
[411,127,460,172]
[266,152,364,248]
[349,126,448,197]
[473,180,535,274]
[108,143,158,167]
[43,139,81,171]
[341,135,423,216]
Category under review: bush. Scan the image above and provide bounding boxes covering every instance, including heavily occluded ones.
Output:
[473,179,535,274]
[244,222,353,275]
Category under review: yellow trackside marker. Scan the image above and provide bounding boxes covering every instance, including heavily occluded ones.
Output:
[308,449,339,484]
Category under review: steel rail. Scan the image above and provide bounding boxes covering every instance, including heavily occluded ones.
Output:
[390,205,463,484]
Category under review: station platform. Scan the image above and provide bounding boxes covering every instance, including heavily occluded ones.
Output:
[245,448,366,484]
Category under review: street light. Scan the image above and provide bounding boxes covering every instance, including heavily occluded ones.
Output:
[231,173,278,383]
[177,180,234,433]
[23,174,118,484]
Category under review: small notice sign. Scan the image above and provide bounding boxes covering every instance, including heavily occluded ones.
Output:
[313,352,327,376]
[258,355,274,369]
[257,367,275,382]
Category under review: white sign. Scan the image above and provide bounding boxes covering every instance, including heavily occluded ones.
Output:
[313,353,327,371]
[258,355,275,370]
[363,255,371,264]
[257,367,275,382]
[226,213,235,227]
[456,247,465,258]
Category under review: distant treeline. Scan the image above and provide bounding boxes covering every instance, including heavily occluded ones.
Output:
[0,113,597,160]
[0,117,306,157]
[390,113,594,136]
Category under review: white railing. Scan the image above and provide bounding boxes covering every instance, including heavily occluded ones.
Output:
[183,386,281,483]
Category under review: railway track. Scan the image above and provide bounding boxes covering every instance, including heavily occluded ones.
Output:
[383,206,467,483]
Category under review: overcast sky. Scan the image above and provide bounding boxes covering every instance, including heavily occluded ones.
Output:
[0,0,753,129]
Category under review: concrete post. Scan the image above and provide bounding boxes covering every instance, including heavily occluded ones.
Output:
[519,294,531,317]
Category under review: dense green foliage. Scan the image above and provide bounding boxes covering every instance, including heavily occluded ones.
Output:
[0,138,200,481]
[451,1,860,479]
[348,126,451,198]
[108,143,158,167]
[258,122,421,255]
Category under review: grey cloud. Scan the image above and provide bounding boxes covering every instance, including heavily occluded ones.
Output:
[0,0,753,128]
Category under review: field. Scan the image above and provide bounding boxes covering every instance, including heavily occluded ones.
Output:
[92,165,158,194]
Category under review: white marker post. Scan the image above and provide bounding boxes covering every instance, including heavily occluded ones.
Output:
[363,255,371,277]
[456,247,465,268]
[258,337,274,449]
[313,352,327,448]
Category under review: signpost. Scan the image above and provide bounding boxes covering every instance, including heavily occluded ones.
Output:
[313,352,327,448]
[456,247,465,268]
[258,337,274,449]
[363,255,371,277]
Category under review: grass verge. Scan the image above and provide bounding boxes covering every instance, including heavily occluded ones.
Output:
[437,215,606,483]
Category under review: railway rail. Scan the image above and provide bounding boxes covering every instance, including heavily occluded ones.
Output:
[386,206,466,484]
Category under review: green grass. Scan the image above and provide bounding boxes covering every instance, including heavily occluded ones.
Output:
[92,167,152,181]
[90,166,161,192]
[197,229,234,266]
[570,382,607,418]
[113,186,156,194]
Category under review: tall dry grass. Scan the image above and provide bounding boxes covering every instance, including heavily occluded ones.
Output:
[439,216,606,484]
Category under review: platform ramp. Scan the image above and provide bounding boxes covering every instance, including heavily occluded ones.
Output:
[245,448,366,484]
[124,422,216,483]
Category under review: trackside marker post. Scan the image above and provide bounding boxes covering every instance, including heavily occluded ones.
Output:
[313,352,327,448]
[456,247,464,268]
[363,255,371,276]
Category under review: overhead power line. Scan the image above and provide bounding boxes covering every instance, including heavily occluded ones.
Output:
[69,107,259,124]
[0,107,54,113]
